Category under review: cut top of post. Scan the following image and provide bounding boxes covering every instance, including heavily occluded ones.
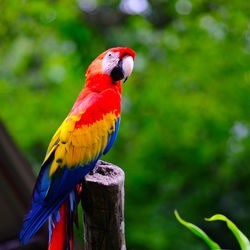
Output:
[85,160,125,187]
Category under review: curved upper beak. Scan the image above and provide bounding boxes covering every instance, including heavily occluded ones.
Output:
[110,55,134,83]
[121,55,134,83]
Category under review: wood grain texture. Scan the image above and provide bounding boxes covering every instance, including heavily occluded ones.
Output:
[81,160,126,250]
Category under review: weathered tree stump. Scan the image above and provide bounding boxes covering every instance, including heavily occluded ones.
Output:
[81,160,126,250]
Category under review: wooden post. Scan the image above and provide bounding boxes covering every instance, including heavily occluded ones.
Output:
[81,160,126,250]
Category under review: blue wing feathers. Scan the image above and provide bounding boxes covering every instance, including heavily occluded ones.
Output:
[103,117,120,155]
[20,154,99,244]
[20,116,120,244]
[20,194,67,244]
[32,153,53,203]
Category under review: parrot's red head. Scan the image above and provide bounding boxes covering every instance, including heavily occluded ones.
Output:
[85,47,135,90]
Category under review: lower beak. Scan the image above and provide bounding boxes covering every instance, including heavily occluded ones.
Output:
[123,77,128,83]
[110,59,124,82]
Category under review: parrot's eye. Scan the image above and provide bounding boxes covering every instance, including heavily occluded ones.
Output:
[108,52,113,58]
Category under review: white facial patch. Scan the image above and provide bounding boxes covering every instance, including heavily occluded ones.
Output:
[102,51,120,75]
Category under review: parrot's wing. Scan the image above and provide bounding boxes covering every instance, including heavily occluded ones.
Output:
[20,90,120,244]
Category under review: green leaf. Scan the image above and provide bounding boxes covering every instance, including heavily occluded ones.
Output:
[174,210,221,250]
[206,214,250,250]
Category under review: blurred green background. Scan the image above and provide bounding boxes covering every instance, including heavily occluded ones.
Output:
[0,0,249,249]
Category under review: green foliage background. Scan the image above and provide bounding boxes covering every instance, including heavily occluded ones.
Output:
[0,0,249,249]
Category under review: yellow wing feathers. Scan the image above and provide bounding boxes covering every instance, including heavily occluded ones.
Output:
[47,112,119,177]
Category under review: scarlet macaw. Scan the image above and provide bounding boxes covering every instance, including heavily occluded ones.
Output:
[19,47,135,249]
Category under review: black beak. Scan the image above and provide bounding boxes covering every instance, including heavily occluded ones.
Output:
[110,59,124,82]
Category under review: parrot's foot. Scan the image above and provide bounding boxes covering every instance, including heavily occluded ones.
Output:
[89,164,98,175]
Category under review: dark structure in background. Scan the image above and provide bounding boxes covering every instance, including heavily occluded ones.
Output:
[0,121,47,250]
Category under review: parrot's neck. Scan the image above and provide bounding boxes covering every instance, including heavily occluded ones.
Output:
[85,73,122,94]
[73,73,122,108]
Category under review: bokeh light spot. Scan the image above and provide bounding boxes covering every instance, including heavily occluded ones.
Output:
[120,0,150,15]
[175,0,192,15]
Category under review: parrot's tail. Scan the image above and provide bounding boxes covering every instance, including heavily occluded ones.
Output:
[48,191,78,250]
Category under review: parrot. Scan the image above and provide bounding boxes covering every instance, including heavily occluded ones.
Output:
[19,47,135,249]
